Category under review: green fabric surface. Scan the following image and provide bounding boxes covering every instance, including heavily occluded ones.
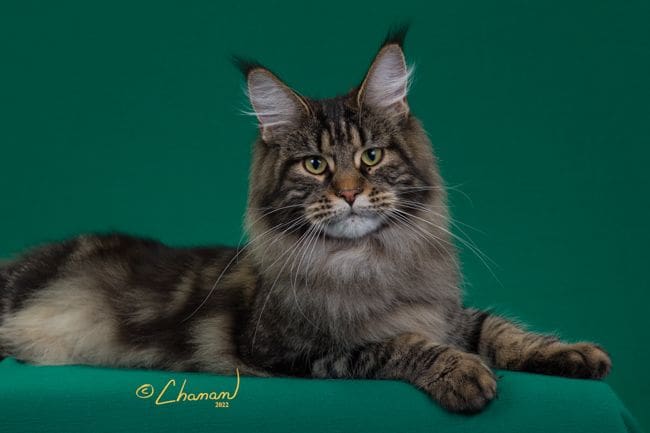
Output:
[0,357,640,433]
[0,359,639,433]
[1,0,649,431]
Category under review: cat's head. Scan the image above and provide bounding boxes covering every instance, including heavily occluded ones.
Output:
[242,27,444,243]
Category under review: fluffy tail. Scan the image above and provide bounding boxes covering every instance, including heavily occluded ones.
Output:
[0,262,7,361]
[0,259,8,297]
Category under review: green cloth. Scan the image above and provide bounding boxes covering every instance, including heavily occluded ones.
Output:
[0,357,641,433]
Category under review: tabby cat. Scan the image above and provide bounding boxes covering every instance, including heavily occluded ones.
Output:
[0,27,610,413]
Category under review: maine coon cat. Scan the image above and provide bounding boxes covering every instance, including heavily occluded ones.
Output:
[0,27,610,413]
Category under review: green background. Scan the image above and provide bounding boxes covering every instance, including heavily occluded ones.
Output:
[1,0,648,429]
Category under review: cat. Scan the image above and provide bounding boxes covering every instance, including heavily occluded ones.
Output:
[0,26,610,413]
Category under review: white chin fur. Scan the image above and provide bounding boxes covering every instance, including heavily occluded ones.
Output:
[324,215,383,239]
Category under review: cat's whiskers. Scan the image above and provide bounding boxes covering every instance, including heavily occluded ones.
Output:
[246,216,307,258]
[181,214,306,322]
[290,220,319,291]
[392,208,501,285]
[385,210,448,258]
[396,183,474,205]
[236,204,306,258]
[397,199,491,273]
[250,224,319,351]
[288,222,324,330]
[393,206,493,264]
[397,199,486,237]
[250,204,306,212]
[303,223,325,290]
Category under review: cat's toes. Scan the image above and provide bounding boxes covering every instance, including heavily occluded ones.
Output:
[523,342,611,379]
[571,343,611,379]
[422,351,497,413]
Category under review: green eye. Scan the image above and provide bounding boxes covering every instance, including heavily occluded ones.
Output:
[304,156,327,175]
[361,148,384,166]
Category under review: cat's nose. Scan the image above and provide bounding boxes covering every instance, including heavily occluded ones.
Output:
[337,188,361,205]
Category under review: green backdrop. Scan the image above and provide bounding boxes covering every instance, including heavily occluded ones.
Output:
[1,0,648,430]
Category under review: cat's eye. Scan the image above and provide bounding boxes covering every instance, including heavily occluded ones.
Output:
[361,148,384,166]
[304,156,328,175]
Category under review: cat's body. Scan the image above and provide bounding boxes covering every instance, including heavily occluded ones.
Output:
[0,225,461,375]
[0,27,610,413]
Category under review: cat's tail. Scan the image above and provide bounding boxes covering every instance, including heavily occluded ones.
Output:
[0,259,7,303]
[0,259,8,295]
[0,260,7,361]
[0,259,8,285]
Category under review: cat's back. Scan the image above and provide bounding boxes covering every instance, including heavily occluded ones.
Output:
[0,233,243,369]
[1,233,233,309]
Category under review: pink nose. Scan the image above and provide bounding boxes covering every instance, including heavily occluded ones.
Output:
[338,188,361,205]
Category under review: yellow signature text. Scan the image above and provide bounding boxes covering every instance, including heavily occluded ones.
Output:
[135,368,240,408]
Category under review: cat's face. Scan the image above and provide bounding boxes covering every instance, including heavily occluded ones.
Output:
[244,32,440,241]
[297,114,408,239]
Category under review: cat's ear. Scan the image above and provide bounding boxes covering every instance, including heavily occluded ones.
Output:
[357,26,411,119]
[235,58,310,142]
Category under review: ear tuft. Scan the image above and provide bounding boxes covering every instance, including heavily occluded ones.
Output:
[231,55,265,78]
[381,22,410,48]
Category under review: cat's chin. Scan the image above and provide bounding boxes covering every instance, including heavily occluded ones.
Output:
[322,214,383,239]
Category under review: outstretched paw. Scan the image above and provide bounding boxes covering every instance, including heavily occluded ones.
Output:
[522,342,611,379]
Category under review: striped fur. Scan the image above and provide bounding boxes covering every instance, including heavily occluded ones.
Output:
[475,313,611,379]
[0,26,610,413]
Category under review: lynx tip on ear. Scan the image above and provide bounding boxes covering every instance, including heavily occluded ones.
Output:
[231,55,266,78]
[381,22,410,48]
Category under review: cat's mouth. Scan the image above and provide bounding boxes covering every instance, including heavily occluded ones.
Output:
[321,208,384,239]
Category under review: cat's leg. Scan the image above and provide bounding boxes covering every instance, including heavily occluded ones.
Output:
[310,333,497,413]
[466,309,611,379]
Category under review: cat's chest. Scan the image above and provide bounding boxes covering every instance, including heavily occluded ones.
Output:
[272,273,457,348]
[253,235,460,348]
[273,287,455,349]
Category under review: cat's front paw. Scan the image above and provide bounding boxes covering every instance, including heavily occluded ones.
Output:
[522,342,611,379]
[421,350,497,413]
